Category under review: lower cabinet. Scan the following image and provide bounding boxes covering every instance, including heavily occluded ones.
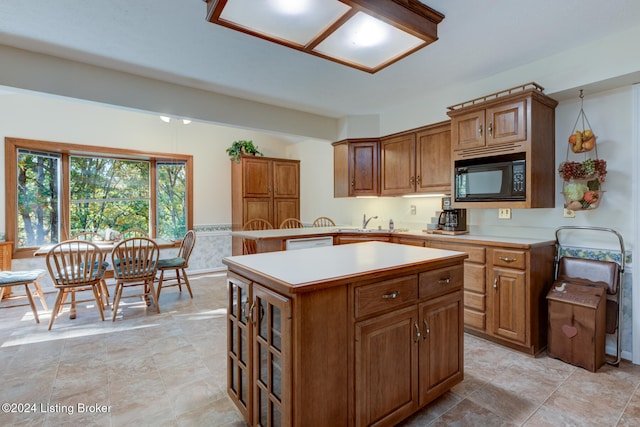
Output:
[428,239,555,355]
[228,261,464,426]
[227,273,292,426]
[353,268,463,427]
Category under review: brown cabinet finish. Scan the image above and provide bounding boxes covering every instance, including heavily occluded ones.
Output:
[226,253,465,427]
[231,156,300,254]
[448,85,558,209]
[333,139,379,197]
[380,121,451,196]
[429,238,555,355]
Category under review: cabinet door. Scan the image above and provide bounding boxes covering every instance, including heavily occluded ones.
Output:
[452,109,485,150]
[380,133,416,195]
[416,124,451,194]
[485,100,526,146]
[253,284,291,427]
[273,199,299,229]
[490,267,527,344]
[355,306,418,427]
[227,274,253,421]
[273,161,299,199]
[350,141,379,196]
[419,291,463,406]
[243,157,272,198]
[244,198,273,226]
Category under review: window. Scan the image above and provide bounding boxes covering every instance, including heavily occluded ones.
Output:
[6,138,193,256]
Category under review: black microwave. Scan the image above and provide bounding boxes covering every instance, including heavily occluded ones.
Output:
[454,154,526,202]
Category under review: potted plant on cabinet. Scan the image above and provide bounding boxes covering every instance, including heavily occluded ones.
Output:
[226,140,263,163]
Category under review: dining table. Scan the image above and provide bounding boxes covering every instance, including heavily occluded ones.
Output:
[34,238,177,319]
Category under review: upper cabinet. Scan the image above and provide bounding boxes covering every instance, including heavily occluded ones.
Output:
[447,83,558,208]
[333,139,379,197]
[380,121,451,196]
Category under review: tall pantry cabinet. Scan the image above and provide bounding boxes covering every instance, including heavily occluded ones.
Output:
[231,155,300,255]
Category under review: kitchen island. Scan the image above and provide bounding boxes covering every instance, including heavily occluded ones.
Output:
[223,241,468,427]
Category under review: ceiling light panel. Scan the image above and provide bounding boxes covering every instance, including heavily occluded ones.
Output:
[313,11,424,70]
[219,0,350,46]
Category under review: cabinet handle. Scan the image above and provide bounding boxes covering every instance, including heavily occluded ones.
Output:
[423,319,430,338]
[499,257,517,263]
[414,322,421,342]
[493,277,498,290]
[488,122,493,136]
[382,291,399,299]
[351,180,354,187]
[248,301,256,324]
[410,176,415,185]
[416,175,421,185]
[478,125,483,137]
[438,277,451,285]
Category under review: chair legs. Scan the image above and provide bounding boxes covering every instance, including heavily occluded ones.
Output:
[48,285,106,330]
[157,268,193,300]
[112,279,160,322]
[0,281,48,325]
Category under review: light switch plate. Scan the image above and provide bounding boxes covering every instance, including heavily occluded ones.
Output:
[563,208,576,218]
[498,208,511,219]
[410,205,416,215]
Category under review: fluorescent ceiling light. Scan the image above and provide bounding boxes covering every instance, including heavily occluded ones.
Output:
[205,0,444,73]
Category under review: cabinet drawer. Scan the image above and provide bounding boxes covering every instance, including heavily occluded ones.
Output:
[464,308,486,330]
[430,242,485,264]
[464,290,485,311]
[355,275,418,318]
[419,265,463,299]
[493,249,526,269]
[464,263,486,293]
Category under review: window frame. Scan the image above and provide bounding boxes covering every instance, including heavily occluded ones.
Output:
[5,137,193,258]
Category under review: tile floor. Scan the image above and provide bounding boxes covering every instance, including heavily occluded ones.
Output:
[1,273,639,426]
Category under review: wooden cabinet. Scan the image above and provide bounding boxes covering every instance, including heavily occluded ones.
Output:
[0,241,13,299]
[335,234,391,245]
[231,156,300,254]
[447,83,558,209]
[429,238,555,355]
[380,121,451,196]
[353,267,463,426]
[227,273,292,426]
[225,246,465,427]
[333,139,379,197]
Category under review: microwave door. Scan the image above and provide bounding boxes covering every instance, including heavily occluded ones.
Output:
[456,165,512,201]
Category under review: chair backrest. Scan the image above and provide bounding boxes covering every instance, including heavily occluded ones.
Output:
[243,218,273,231]
[120,229,149,239]
[46,240,107,287]
[312,216,335,227]
[111,237,159,282]
[178,230,196,265]
[71,231,104,242]
[279,218,304,229]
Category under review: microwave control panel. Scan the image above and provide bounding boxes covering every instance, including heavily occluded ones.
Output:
[513,162,525,194]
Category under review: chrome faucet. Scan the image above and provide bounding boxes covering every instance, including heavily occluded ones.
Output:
[362,214,378,229]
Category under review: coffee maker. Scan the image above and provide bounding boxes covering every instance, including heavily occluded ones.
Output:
[438,197,467,232]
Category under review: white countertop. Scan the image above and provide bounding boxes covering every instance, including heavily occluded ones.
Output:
[231,227,555,247]
[223,241,466,287]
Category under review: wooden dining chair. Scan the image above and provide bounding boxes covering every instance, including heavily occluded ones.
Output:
[0,269,49,324]
[45,240,108,329]
[312,216,336,227]
[242,219,273,255]
[71,231,104,241]
[279,218,305,229]
[120,229,149,239]
[111,237,160,321]
[156,230,196,300]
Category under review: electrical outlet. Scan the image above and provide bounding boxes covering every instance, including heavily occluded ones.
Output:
[498,208,511,219]
[563,208,576,218]
[410,205,416,215]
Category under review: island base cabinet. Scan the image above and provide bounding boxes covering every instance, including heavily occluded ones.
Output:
[419,291,464,406]
[227,273,291,427]
[355,306,419,427]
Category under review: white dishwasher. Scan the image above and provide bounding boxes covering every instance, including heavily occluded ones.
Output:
[285,236,334,250]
